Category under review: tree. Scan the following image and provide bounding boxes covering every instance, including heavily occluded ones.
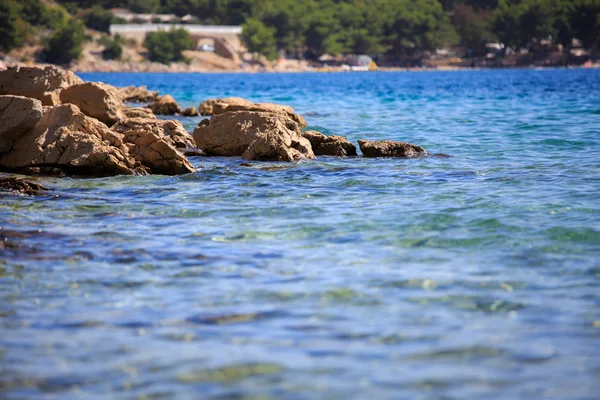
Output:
[102,34,123,60]
[242,18,278,60]
[570,0,600,49]
[453,4,495,54]
[0,0,26,53]
[84,6,115,33]
[144,28,193,64]
[45,18,86,64]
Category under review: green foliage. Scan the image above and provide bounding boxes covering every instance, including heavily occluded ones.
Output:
[102,34,123,60]
[42,4,70,30]
[0,1,26,53]
[84,6,115,33]
[144,28,194,64]
[242,18,277,60]
[44,18,86,64]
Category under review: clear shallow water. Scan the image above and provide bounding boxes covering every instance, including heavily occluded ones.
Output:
[1,70,600,399]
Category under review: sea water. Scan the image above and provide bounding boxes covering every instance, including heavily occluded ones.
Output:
[1,69,599,398]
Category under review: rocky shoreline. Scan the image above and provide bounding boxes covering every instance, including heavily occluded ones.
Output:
[0,65,430,192]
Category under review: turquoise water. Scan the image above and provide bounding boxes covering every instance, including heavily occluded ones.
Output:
[1,70,600,399]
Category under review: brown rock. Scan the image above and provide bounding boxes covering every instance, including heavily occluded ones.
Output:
[149,95,182,115]
[358,140,427,158]
[112,117,195,149]
[112,118,194,175]
[302,130,357,157]
[198,97,254,115]
[60,82,124,126]
[122,107,156,120]
[0,65,83,106]
[182,106,198,117]
[193,111,314,162]
[0,177,47,196]
[0,104,146,176]
[0,95,44,153]
[117,85,158,103]
[225,103,308,127]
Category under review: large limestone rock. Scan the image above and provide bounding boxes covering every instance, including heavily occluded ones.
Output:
[193,111,314,162]
[0,96,44,153]
[149,95,182,115]
[199,97,254,116]
[112,118,194,175]
[0,65,83,106]
[302,130,357,157]
[182,106,198,117]
[358,140,427,158]
[117,85,158,103]
[60,82,124,126]
[123,107,156,120]
[225,103,308,127]
[0,104,146,176]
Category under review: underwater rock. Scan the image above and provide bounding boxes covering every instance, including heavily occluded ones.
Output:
[358,140,427,158]
[302,130,357,156]
[0,177,47,196]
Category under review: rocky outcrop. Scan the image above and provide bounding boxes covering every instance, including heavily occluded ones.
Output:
[358,140,427,158]
[199,97,254,116]
[60,82,124,126]
[122,107,156,120]
[0,177,47,196]
[149,95,182,115]
[182,106,199,116]
[0,103,147,176]
[0,65,83,106]
[193,111,314,162]
[112,118,194,175]
[117,85,158,103]
[302,131,357,157]
[225,103,308,127]
[0,96,44,153]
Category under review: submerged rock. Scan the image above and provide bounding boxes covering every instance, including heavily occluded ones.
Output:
[358,140,427,158]
[0,95,44,153]
[60,82,124,126]
[182,106,199,117]
[302,130,357,156]
[0,177,47,196]
[198,97,253,116]
[149,94,182,115]
[193,111,314,162]
[117,85,158,103]
[112,118,195,175]
[0,103,146,176]
[0,65,83,106]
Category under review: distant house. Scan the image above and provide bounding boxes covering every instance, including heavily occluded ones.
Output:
[109,8,179,23]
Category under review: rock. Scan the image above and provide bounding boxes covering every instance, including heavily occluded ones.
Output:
[0,104,146,176]
[199,97,254,116]
[122,107,156,120]
[358,140,427,158]
[182,106,199,117]
[0,65,83,106]
[149,94,182,115]
[60,82,124,126]
[112,118,194,175]
[225,103,308,127]
[113,117,195,149]
[302,130,357,157]
[0,177,47,196]
[117,85,158,103]
[193,111,314,162]
[0,96,44,153]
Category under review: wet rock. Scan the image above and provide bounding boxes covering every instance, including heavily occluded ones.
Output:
[0,65,83,106]
[0,104,146,176]
[122,107,156,120]
[199,97,253,116]
[302,130,357,156]
[0,177,47,196]
[181,148,205,157]
[225,103,308,127]
[112,118,194,175]
[0,95,44,153]
[149,94,182,115]
[117,85,158,103]
[182,106,199,117]
[60,82,124,126]
[193,111,314,162]
[358,140,427,158]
